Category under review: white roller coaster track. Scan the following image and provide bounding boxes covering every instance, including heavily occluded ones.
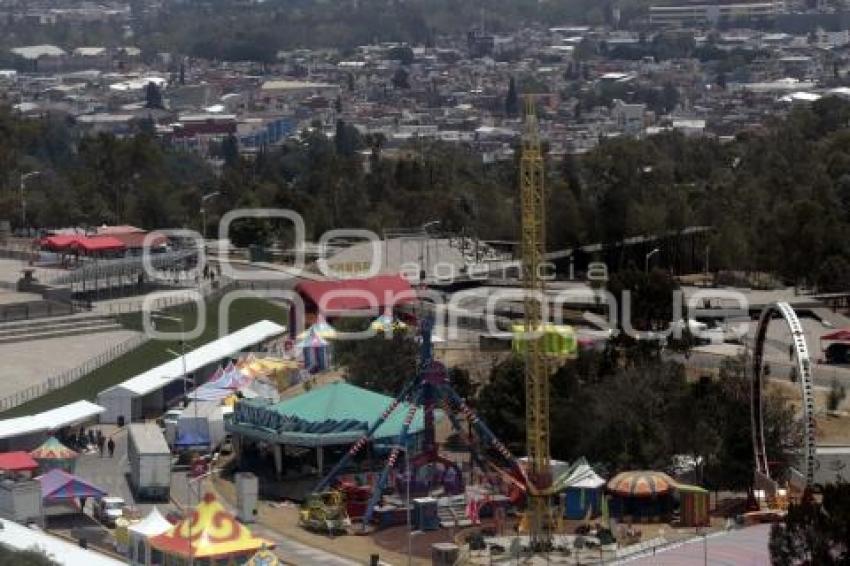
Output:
[751,302,817,487]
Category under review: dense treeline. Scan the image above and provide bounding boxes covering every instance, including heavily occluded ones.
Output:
[3,98,850,288]
[474,350,796,491]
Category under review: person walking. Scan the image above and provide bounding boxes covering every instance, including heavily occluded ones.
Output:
[107,437,115,458]
[97,435,105,457]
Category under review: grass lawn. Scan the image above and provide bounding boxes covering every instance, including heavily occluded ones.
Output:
[1,296,287,417]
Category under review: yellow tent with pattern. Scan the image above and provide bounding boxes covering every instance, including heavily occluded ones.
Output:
[149,492,272,559]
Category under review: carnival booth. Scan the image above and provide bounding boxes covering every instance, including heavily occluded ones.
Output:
[128,506,172,566]
[0,451,40,477]
[297,330,332,373]
[557,458,607,520]
[30,437,79,473]
[149,492,271,564]
[676,484,710,527]
[607,471,676,523]
[38,468,107,517]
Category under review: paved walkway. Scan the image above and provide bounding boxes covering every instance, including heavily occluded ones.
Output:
[622,524,771,565]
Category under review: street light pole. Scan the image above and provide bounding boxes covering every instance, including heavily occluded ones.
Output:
[155,313,188,398]
[645,247,660,274]
[20,171,41,231]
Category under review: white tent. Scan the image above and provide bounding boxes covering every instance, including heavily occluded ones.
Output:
[97,320,286,423]
[0,401,105,450]
[128,506,172,566]
[560,460,606,489]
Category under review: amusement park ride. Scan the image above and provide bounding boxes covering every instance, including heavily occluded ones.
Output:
[302,98,572,542]
[303,316,530,533]
[751,301,818,492]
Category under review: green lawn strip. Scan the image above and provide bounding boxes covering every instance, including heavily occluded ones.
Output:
[2,297,287,417]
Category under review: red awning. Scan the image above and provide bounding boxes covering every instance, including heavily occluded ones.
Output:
[40,235,81,251]
[40,234,126,254]
[822,329,850,343]
[70,236,126,253]
[0,451,39,472]
[295,274,415,313]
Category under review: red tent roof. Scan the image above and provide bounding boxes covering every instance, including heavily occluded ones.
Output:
[0,451,39,472]
[822,329,850,342]
[40,235,80,251]
[40,234,127,253]
[295,275,415,313]
[71,235,126,253]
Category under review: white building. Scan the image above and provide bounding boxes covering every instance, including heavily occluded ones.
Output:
[650,1,786,26]
[612,99,647,137]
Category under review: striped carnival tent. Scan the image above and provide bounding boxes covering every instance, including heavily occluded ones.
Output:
[296,330,332,372]
[608,471,675,497]
[30,437,79,473]
[607,471,676,523]
[38,468,107,503]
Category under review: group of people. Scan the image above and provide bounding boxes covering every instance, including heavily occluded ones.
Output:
[62,427,116,457]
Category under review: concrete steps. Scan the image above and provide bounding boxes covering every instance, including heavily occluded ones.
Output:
[0,315,124,344]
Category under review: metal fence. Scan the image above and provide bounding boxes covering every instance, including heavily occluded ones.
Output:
[49,250,198,286]
[0,300,87,322]
[0,333,149,412]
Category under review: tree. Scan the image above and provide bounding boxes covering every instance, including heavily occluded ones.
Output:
[817,255,850,292]
[475,356,526,453]
[220,134,239,169]
[0,546,60,565]
[334,119,362,158]
[392,67,410,89]
[144,81,163,109]
[334,327,418,396]
[388,45,414,65]
[827,377,847,412]
[505,76,519,117]
[769,483,850,565]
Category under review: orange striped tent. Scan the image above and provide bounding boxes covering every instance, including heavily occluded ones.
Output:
[608,471,675,497]
[607,471,676,523]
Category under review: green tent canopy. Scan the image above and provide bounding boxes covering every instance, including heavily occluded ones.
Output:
[229,381,434,447]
